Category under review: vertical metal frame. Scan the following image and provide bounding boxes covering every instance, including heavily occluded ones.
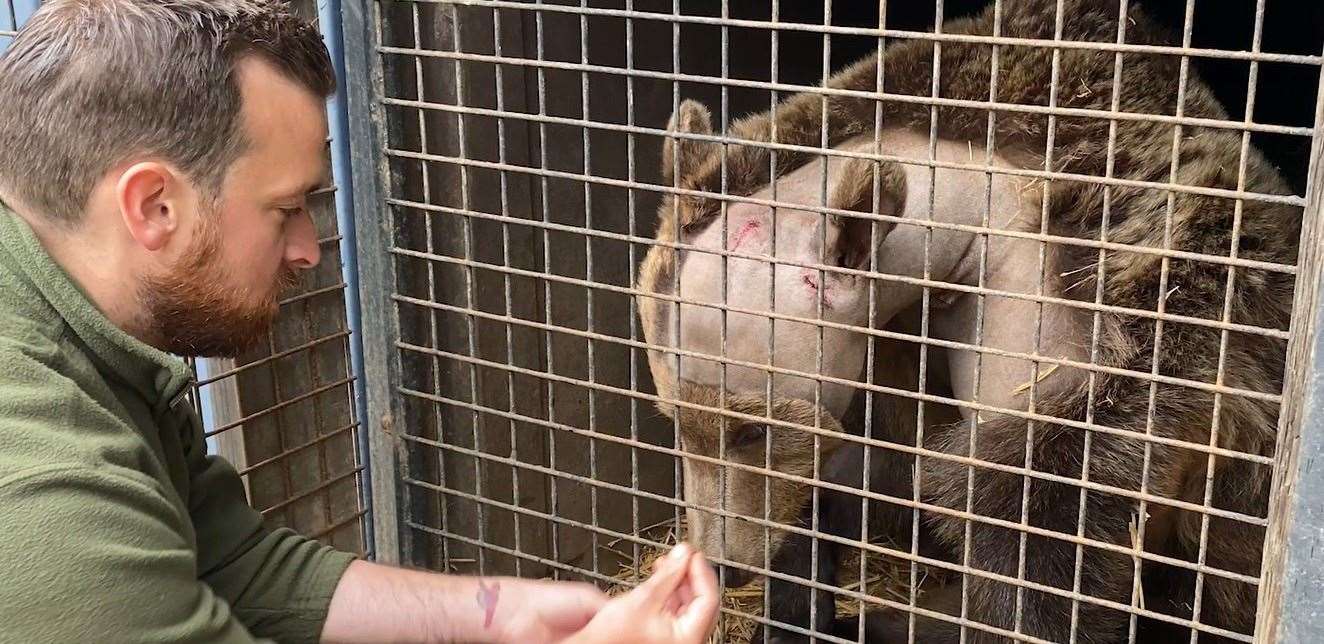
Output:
[341,0,408,565]
[1257,58,1324,644]
[339,1,1324,642]
[321,0,377,560]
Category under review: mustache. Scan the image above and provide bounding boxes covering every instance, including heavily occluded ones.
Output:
[271,266,304,299]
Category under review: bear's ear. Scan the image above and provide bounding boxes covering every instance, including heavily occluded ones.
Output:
[662,99,716,185]
[827,158,907,270]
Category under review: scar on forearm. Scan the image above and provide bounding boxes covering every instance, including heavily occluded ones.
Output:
[476,579,501,628]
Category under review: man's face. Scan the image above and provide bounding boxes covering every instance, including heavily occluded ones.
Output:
[141,57,329,358]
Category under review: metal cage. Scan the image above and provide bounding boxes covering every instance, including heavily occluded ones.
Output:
[342,0,1324,642]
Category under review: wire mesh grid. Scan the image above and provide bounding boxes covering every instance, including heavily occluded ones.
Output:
[1,0,371,557]
[350,0,1323,642]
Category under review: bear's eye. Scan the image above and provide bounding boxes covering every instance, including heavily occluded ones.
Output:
[728,423,767,449]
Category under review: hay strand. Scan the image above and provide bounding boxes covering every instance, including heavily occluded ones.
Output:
[603,518,948,643]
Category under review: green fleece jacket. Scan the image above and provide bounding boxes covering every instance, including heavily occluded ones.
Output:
[0,205,356,643]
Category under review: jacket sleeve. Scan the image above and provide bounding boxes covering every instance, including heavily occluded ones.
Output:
[182,410,357,644]
[0,465,272,644]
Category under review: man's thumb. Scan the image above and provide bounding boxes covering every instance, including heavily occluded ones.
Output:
[633,544,692,607]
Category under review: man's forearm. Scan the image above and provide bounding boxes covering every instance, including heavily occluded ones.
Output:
[320,560,509,644]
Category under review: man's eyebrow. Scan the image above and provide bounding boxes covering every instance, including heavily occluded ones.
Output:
[307,170,335,194]
[281,176,333,201]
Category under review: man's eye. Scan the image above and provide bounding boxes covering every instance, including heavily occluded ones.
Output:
[281,207,305,219]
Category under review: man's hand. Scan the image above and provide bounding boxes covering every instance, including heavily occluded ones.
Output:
[490,577,607,643]
[321,544,717,644]
[565,543,720,644]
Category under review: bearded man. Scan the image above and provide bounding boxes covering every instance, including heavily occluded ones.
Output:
[0,2,717,643]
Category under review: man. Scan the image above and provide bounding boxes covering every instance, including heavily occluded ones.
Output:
[0,1,718,643]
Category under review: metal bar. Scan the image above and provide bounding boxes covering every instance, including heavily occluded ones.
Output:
[395,414,1261,587]
[764,3,782,638]
[667,0,682,605]
[1,0,15,41]
[396,348,1280,505]
[392,255,1290,400]
[378,48,1318,140]
[398,212,1295,346]
[277,282,351,307]
[0,0,24,43]
[408,519,648,587]
[309,508,370,541]
[395,444,1258,642]
[1256,41,1324,644]
[1014,1,1063,632]
[1188,0,1258,636]
[576,0,602,582]
[403,333,1275,477]
[238,422,361,476]
[1097,5,1137,642]
[340,0,407,565]
[408,0,451,574]
[405,491,1004,644]
[259,466,366,516]
[949,0,988,637]
[296,288,340,549]
[384,149,1304,270]
[532,0,562,580]
[623,0,641,588]
[195,331,351,386]
[808,5,830,634]
[263,319,299,535]
[203,377,354,438]
[382,98,1313,204]
[718,0,733,612]
[446,0,488,577]
[407,522,874,644]
[393,230,1289,347]
[490,1,524,579]
[399,291,1282,420]
[385,0,1323,67]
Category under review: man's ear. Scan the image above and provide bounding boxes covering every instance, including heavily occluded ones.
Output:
[116,162,185,252]
[661,99,717,185]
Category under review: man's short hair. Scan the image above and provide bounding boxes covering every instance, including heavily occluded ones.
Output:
[0,0,336,225]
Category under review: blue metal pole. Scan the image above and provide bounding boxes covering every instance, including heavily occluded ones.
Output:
[0,0,40,52]
[318,0,375,559]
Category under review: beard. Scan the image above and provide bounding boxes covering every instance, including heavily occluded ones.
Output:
[138,215,300,358]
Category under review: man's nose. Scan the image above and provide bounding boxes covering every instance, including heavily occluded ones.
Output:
[285,212,321,269]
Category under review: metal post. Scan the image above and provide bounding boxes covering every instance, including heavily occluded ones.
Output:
[1256,54,1324,644]
[340,0,408,566]
[319,0,375,562]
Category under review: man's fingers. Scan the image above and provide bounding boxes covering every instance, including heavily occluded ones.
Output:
[683,550,719,604]
[633,543,692,609]
[672,575,696,613]
[663,595,682,615]
[676,551,721,643]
